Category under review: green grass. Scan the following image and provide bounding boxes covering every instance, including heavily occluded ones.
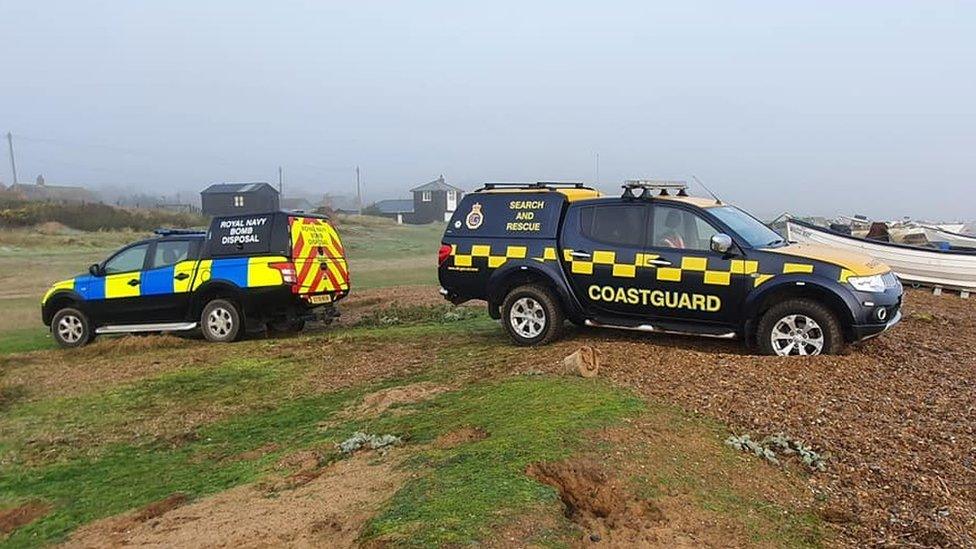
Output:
[0,328,53,355]
[353,376,645,546]
[0,387,363,547]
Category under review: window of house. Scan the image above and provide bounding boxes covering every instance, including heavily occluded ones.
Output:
[234,195,244,207]
[447,190,455,201]
[421,191,432,202]
[103,244,149,274]
[651,205,719,251]
[579,205,646,247]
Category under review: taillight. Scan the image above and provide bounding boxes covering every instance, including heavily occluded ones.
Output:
[269,261,298,284]
[438,244,452,265]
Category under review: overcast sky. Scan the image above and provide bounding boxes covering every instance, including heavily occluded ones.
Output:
[1,1,974,219]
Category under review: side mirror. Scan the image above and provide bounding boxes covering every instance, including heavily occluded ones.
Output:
[710,233,734,254]
[89,264,103,277]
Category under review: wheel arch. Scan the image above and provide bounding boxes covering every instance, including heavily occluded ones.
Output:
[190,280,245,319]
[486,263,583,322]
[743,277,858,342]
[42,290,86,326]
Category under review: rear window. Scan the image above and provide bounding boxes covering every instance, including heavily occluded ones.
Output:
[444,193,564,239]
[579,204,646,247]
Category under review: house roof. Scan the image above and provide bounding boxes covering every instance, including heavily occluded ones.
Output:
[201,182,278,195]
[373,199,415,214]
[410,175,463,193]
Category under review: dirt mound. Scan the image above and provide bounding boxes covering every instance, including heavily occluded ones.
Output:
[434,426,489,449]
[338,286,446,324]
[66,451,408,548]
[62,493,188,546]
[35,221,72,235]
[527,459,662,543]
[354,382,449,416]
[0,500,51,535]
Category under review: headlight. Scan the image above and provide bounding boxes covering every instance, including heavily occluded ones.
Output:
[847,274,886,292]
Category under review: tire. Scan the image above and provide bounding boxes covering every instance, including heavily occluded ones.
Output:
[500,284,564,346]
[51,307,93,348]
[757,298,845,356]
[201,299,243,343]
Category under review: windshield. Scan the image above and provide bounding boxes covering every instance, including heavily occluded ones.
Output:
[709,206,785,248]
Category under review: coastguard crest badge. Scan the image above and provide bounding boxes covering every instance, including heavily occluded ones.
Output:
[465,203,484,230]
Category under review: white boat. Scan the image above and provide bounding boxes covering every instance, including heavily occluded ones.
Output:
[786,219,976,292]
[919,225,976,249]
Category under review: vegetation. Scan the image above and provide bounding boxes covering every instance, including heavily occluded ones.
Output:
[0,199,205,232]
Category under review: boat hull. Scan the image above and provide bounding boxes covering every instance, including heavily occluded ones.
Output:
[787,220,976,291]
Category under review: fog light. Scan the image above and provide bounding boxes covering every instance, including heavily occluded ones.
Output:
[876,307,888,321]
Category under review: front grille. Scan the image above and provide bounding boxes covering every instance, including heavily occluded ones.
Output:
[883,272,900,289]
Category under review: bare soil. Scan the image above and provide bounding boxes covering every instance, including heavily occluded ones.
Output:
[433,426,490,449]
[0,501,51,535]
[65,449,410,548]
[352,381,450,417]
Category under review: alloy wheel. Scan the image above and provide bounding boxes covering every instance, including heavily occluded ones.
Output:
[770,314,824,356]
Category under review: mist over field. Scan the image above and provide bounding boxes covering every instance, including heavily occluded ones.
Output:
[1,1,974,219]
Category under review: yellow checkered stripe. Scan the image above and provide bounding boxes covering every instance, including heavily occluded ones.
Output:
[562,250,773,287]
[451,244,529,269]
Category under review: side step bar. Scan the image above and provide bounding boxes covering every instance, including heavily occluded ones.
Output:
[584,320,736,339]
[96,322,198,335]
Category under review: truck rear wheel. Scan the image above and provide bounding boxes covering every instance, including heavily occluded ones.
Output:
[757,298,845,356]
[501,284,564,346]
[201,299,243,343]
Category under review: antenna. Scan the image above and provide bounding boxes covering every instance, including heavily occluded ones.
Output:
[692,175,722,205]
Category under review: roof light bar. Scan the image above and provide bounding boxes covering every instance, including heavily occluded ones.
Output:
[622,179,689,199]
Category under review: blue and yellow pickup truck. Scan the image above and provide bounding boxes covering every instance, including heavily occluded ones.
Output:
[438,181,903,356]
[42,211,349,348]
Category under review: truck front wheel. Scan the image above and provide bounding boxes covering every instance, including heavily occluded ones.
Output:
[501,284,564,346]
[757,298,845,356]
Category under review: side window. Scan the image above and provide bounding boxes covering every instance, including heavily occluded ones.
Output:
[103,244,149,274]
[580,205,646,247]
[151,240,192,269]
[651,206,719,251]
[422,191,432,202]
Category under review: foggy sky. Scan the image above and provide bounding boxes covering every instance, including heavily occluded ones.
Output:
[1,1,974,220]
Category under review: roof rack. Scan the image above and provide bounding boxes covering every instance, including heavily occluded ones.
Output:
[153,228,206,237]
[481,181,591,191]
[622,179,689,200]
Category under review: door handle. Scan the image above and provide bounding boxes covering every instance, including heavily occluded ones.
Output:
[128,279,141,287]
[569,251,591,259]
[647,259,672,266]
[174,273,190,281]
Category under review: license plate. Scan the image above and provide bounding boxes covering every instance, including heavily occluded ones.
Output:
[307,294,332,304]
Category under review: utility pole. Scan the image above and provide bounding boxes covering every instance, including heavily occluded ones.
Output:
[595,152,600,186]
[355,166,362,213]
[6,132,17,185]
[277,166,283,195]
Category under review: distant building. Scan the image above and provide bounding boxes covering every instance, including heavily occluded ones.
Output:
[371,199,415,224]
[409,175,463,223]
[280,197,316,212]
[200,182,279,216]
[8,180,98,203]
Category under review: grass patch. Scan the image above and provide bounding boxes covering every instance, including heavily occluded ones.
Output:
[0,387,365,547]
[1,359,295,466]
[353,304,482,328]
[349,376,644,546]
[0,328,53,355]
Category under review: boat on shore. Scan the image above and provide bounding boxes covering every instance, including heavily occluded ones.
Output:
[919,225,976,249]
[786,218,976,292]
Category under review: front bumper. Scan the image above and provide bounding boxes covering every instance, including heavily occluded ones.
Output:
[851,309,902,341]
